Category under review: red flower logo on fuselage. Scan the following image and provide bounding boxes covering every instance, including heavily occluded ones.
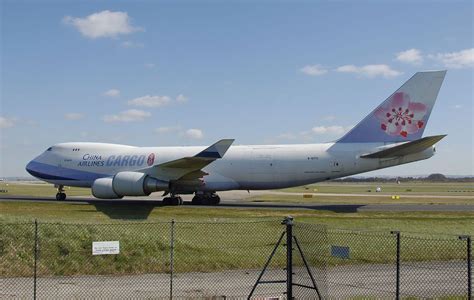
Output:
[147,153,155,166]
[374,92,427,138]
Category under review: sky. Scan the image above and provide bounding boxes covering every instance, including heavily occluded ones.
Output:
[1,0,473,177]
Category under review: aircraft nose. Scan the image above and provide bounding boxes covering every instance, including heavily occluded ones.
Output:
[25,160,35,176]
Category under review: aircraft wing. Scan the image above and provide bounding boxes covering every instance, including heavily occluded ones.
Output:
[361,135,446,159]
[142,139,234,181]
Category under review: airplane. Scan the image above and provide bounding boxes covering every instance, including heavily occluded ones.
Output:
[26,70,447,205]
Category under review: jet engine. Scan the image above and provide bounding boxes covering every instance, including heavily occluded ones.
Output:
[91,171,168,199]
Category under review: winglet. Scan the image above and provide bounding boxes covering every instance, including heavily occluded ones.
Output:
[195,139,235,158]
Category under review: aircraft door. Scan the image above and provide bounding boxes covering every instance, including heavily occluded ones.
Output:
[330,159,344,175]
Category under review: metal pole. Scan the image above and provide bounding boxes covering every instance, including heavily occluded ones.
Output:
[293,236,322,299]
[247,231,286,299]
[285,216,294,300]
[170,219,175,300]
[460,235,472,300]
[391,231,400,300]
[34,219,38,300]
[469,236,472,300]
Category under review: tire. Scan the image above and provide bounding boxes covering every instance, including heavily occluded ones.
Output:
[162,197,170,205]
[210,195,221,205]
[56,193,66,201]
[170,197,180,206]
[201,197,210,206]
[191,196,202,205]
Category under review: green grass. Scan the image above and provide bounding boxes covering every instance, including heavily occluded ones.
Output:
[1,200,473,276]
[281,182,474,195]
[0,218,286,276]
[0,201,473,236]
[1,181,473,277]
[2,181,472,198]
[249,193,474,205]
[1,213,471,277]
[0,182,91,197]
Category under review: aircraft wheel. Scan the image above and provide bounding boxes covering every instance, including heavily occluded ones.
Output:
[170,197,182,206]
[192,193,219,205]
[210,194,220,205]
[201,196,211,205]
[192,196,202,205]
[56,193,66,201]
[164,196,182,206]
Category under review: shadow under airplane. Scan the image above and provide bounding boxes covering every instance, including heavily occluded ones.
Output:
[0,195,366,219]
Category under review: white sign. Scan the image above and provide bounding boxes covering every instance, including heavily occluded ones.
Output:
[92,241,120,255]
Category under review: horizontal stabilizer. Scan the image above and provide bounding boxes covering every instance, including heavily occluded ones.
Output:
[361,135,446,158]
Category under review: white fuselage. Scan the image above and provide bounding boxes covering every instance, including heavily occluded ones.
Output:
[26,142,434,193]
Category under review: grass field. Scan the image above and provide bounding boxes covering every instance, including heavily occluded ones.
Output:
[1,181,473,277]
[0,181,91,197]
[2,181,473,203]
[1,201,471,277]
[4,181,472,196]
[249,193,474,205]
[1,200,473,235]
[0,181,473,235]
[281,182,474,195]
[250,182,474,205]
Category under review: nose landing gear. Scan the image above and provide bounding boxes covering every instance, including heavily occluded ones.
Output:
[55,185,66,201]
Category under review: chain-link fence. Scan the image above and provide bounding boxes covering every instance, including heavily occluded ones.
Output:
[292,221,472,299]
[0,218,472,299]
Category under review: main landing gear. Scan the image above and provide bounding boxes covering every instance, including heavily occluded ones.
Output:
[161,192,221,206]
[162,195,183,206]
[192,192,220,206]
[55,185,66,201]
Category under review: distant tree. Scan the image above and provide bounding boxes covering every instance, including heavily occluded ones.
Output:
[332,173,472,183]
[425,173,447,181]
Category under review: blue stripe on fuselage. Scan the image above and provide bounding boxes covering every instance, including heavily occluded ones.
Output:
[26,161,107,183]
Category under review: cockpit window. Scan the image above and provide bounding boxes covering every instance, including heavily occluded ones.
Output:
[46,147,52,151]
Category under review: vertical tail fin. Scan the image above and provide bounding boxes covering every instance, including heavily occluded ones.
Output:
[338,70,447,143]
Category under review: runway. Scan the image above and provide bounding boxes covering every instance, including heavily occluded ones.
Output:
[1,194,474,213]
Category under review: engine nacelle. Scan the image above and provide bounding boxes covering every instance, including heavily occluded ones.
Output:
[91,172,168,199]
[91,177,122,199]
[113,171,153,196]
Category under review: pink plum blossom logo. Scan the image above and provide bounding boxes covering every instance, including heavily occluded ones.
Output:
[147,153,155,166]
[374,92,427,138]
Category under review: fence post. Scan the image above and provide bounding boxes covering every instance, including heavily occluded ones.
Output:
[459,235,472,300]
[284,216,294,299]
[33,219,38,300]
[169,219,175,300]
[391,231,400,300]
